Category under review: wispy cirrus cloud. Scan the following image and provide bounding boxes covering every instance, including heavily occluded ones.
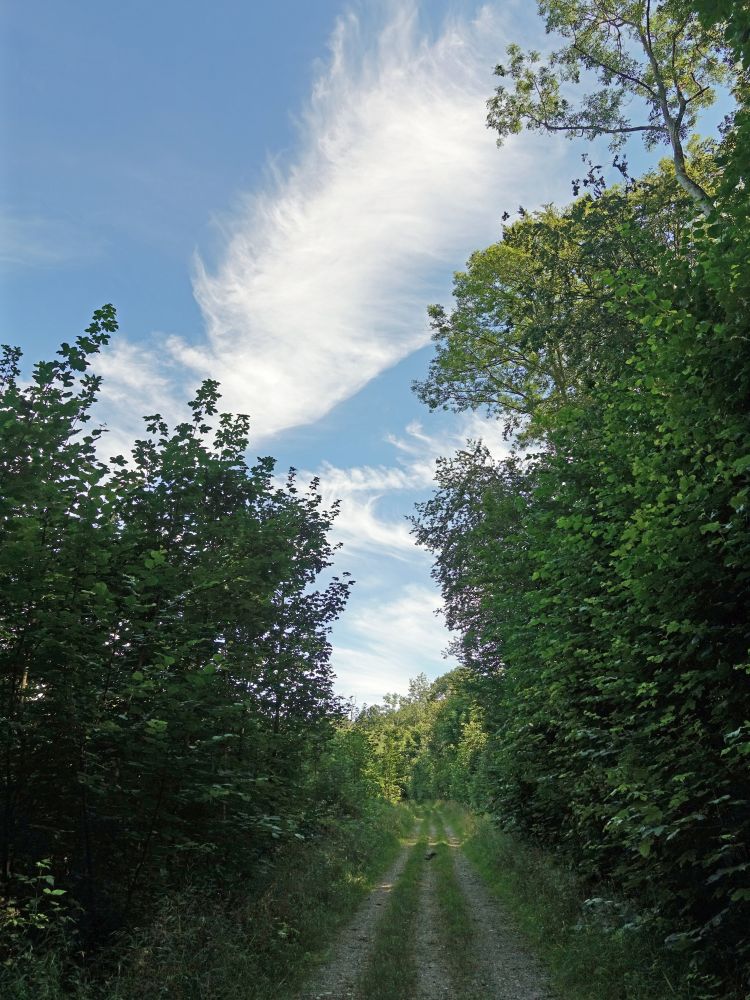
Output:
[313,412,514,703]
[188,3,551,437]
[308,413,512,560]
[332,582,454,706]
[96,1,563,444]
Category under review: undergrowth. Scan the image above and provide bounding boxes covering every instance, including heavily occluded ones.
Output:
[443,804,709,1000]
[1,801,413,1000]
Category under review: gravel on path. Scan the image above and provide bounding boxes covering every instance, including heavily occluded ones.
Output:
[442,822,557,1000]
[298,823,422,1000]
[299,814,556,1000]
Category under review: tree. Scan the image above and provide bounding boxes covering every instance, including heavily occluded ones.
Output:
[413,158,702,438]
[692,0,750,66]
[0,310,353,949]
[487,0,733,215]
[412,3,750,988]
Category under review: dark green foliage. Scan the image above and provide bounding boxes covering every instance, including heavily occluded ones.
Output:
[691,0,750,67]
[0,312,353,966]
[2,802,413,1000]
[412,5,750,995]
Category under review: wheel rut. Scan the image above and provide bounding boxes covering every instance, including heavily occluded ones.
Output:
[298,822,422,1000]
[299,810,556,1000]
[442,820,556,1000]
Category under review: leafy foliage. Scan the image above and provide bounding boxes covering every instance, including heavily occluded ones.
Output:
[0,311,353,963]
[487,0,736,214]
[413,156,711,439]
[412,3,750,995]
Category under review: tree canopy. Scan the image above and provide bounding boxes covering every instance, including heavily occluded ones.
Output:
[487,0,736,214]
[0,310,353,947]
[412,1,750,993]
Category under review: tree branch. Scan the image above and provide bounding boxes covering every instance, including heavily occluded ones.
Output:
[526,112,664,136]
[571,40,658,99]
[637,21,713,215]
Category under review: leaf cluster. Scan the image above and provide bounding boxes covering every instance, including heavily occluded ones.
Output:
[412,4,750,993]
[0,315,355,963]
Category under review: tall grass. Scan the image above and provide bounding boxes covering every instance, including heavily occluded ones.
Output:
[444,804,701,1000]
[1,801,414,1000]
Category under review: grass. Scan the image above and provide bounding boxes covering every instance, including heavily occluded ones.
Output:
[428,808,477,999]
[6,800,712,1000]
[1,801,415,1000]
[441,803,703,1000]
[355,813,428,1000]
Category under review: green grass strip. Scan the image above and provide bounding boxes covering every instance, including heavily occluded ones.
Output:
[356,832,428,1000]
[452,805,698,1000]
[430,809,478,1000]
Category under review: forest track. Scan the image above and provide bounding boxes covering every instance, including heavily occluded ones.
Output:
[299,809,555,1000]
[414,821,453,999]
[299,820,423,1000]
[441,819,555,1000]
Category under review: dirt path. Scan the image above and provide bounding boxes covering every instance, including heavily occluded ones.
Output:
[442,820,556,1000]
[299,811,555,1000]
[299,822,422,1000]
[414,822,453,1000]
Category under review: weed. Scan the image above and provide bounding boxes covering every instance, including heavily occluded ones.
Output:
[449,805,702,1000]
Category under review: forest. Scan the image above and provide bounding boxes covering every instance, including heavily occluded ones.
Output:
[2,1,749,998]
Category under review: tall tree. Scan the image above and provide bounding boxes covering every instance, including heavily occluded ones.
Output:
[413,158,701,439]
[487,0,733,215]
[0,312,353,942]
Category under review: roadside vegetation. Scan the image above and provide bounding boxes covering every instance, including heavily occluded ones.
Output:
[4,800,414,1000]
[99,801,414,1000]
[449,805,702,1000]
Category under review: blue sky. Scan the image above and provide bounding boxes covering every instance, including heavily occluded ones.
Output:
[1,1,724,705]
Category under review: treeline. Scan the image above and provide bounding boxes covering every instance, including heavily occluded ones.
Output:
[0,310,368,983]
[399,2,750,997]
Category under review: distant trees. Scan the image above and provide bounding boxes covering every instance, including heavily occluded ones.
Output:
[0,307,353,952]
[354,671,491,806]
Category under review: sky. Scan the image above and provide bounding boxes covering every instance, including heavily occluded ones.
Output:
[1,0,719,706]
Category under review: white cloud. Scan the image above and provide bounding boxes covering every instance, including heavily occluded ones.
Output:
[96,2,564,444]
[314,460,422,558]
[305,411,514,703]
[332,582,455,706]
[308,412,512,560]
[93,338,184,459]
